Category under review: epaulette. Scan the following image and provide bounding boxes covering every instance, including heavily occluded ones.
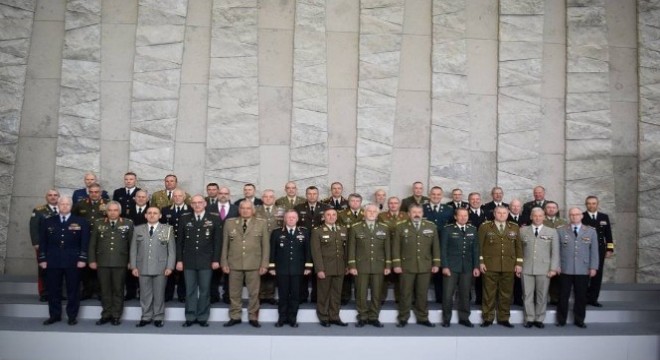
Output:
[377,222,388,227]
[507,221,519,227]
[396,220,407,225]
[444,223,454,227]
[298,226,308,230]
[483,220,493,224]
[421,219,435,226]
[35,204,47,211]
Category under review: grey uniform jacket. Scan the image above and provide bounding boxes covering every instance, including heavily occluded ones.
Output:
[520,225,560,275]
[130,223,176,276]
[556,224,599,275]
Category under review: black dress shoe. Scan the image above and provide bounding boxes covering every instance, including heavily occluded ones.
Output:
[210,296,220,304]
[275,320,285,328]
[154,320,164,327]
[67,318,78,325]
[96,317,111,325]
[178,298,186,303]
[319,321,331,327]
[480,321,493,327]
[355,320,366,327]
[523,322,533,328]
[198,321,209,327]
[43,317,61,325]
[124,295,136,301]
[370,320,384,328]
[340,300,349,306]
[534,321,545,329]
[395,321,407,328]
[498,321,514,328]
[249,320,261,328]
[39,295,48,302]
[417,320,436,328]
[223,319,242,327]
[290,322,299,328]
[441,321,450,328]
[575,322,587,328]
[588,302,603,307]
[182,320,196,327]
[555,322,566,327]
[111,318,121,326]
[458,320,474,328]
[330,320,348,327]
[136,320,152,327]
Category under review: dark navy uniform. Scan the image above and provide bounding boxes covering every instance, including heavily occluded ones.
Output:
[582,211,614,305]
[160,204,192,302]
[29,204,58,299]
[269,226,312,325]
[112,187,141,216]
[39,214,90,321]
[423,202,453,303]
[321,196,348,211]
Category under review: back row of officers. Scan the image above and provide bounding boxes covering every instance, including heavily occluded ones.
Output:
[31,172,614,329]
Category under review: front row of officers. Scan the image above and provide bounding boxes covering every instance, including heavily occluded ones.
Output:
[37,195,599,329]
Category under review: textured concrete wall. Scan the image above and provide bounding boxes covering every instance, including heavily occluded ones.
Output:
[2,0,653,283]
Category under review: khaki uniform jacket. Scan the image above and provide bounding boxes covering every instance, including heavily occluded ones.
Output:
[392,220,441,273]
[221,217,270,271]
[520,225,560,275]
[348,221,391,274]
[130,223,176,276]
[72,198,108,231]
[543,217,567,228]
[377,211,409,234]
[255,205,285,233]
[274,196,306,210]
[338,208,364,229]
[89,218,134,267]
[311,224,347,276]
[478,221,523,272]
[150,190,191,211]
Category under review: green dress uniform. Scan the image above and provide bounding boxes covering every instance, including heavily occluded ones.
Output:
[337,208,363,303]
[478,221,523,323]
[274,196,306,210]
[89,218,134,320]
[255,204,285,303]
[440,223,479,324]
[73,198,108,299]
[310,224,347,323]
[150,190,191,211]
[392,220,441,324]
[348,221,391,322]
[377,211,408,301]
[544,216,566,303]
[400,195,430,213]
[30,204,58,298]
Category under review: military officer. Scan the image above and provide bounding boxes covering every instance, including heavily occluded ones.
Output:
[543,200,566,304]
[337,193,364,304]
[269,210,312,327]
[520,208,559,328]
[73,182,108,300]
[233,183,263,206]
[72,172,109,204]
[123,189,149,300]
[556,208,599,328]
[150,174,191,210]
[205,182,219,205]
[423,186,454,303]
[373,188,387,211]
[582,195,614,308]
[377,196,408,302]
[160,188,192,302]
[348,204,391,327]
[256,189,285,305]
[89,201,134,325]
[39,196,89,326]
[221,201,270,328]
[275,181,306,210]
[483,186,508,221]
[400,181,430,212]
[507,199,525,225]
[176,195,222,327]
[467,192,487,305]
[130,207,175,328]
[111,172,140,216]
[321,182,349,210]
[311,208,348,327]
[478,206,523,328]
[521,186,551,225]
[440,208,480,328]
[446,188,469,210]
[392,204,440,328]
[29,189,60,301]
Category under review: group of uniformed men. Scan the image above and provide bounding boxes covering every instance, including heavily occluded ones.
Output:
[31,172,614,329]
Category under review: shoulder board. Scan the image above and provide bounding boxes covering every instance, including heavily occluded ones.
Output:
[377,222,388,227]
[483,220,493,224]
[507,221,519,226]
[421,219,435,226]
[444,223,454,227]
[396,220,408,225]
[298,226,308,230]
[35,205,47,211]
[122,218,134,225]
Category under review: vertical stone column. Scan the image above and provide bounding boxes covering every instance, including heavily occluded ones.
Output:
[354,0,404,196]
[565,0,614,212]
[53,0,101,192]
[206,0,259,196]
[637,0,660,283]
[129,0,188,193]
[0,0,37,273]
[289,0,329,193]
[496,0,544,201]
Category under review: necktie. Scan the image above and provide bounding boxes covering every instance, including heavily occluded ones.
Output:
[414,222,420,231]
[220,205,226,220]
[379,204,383,210]
[111,221,116,229]
[331,226,336,232]
[499,224,504,232]
[573,227,578,237]
[138,207,143,215]
[368,223,374,231]
[514,216,518,222]
[52,207,58,214]
[126,188,131,196]
[149,226,154,236]
[592,214,596,220]
[335,200,340,208]
[61,216,66,224]
[310,206,315,216]
[289,229,294,236]
[354,211,358,218]
[197,215,201,222]
[167,191,172,199]
[176,206,180,214]
[460,226,465,233]
[243,219,248,233]
[455,203,460,208]
[434,205,438,213]
[534,227,538,237]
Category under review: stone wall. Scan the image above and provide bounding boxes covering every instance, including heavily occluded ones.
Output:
[2,0,655,283]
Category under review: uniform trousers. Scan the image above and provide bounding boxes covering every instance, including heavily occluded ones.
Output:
[432,272,443,303]
[164,269,185,301]
[398,272,431,323]
[316,274,344,322]
[46,267,80,319]
[587,242,607,303]
[442,271,472,323]
[229,269,260,321]
[557,273,589,325]
[138,274,167,321]
[35,248,47,297]
[481,271,514,322]
[98,267,126,319]
[184,269,212,322]
[522,273,550,322]
[355,273,384,321]
[259,273,276,301]
[276,274,302,323]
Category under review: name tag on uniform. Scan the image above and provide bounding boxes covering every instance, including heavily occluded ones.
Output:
[540,235,552,240]
[422,229,433,235]
[296,235,305,241]
[376,231,387,236]
[322,235,330,239]
[508,231,517,237]
[600,221,607,226]
[204,220,213,227]
[582,237,591,242]
[69,224,81,230]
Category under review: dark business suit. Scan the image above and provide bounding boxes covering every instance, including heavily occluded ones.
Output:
[582,211,613,304]
[207,202,238,302]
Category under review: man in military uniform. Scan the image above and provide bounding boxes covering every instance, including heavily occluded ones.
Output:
[521,186,551,225]
[233,183,263,206]
[160,188,192,302]
[321,182,349,210]
[348,204,391,327]
[205,182,219,205]
[392,204,440,328]
[177,195,222,327]
[423,186,453,303]
[556,208,599,328]
[373,189,387,211]
[377,196,408,302]
[208,186,238,303]
[483,186,508,221]
[73,182,108,300]
[150,174,191,210]
[400,181,430,212]
[337,193,364,305]
[29,189,60,301]
[130,207,175,328]
[441,208,480,327]
[123,189,149,300]
[582,195,614,308]
[221,201,270,328]
[275,181,306,210]
[39,196,89,326]
[478,206,523,328]
[543,200,566,305]
[269,210,312,327]
[311,208,348,327]
[89,201,134,325]
[256,189,284,305]
[467,192,487,305]
[72,172,109,204]
[112,172,140,216]
[520,208,559,328]
[446,188,469,210]
[508,199,525,225]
